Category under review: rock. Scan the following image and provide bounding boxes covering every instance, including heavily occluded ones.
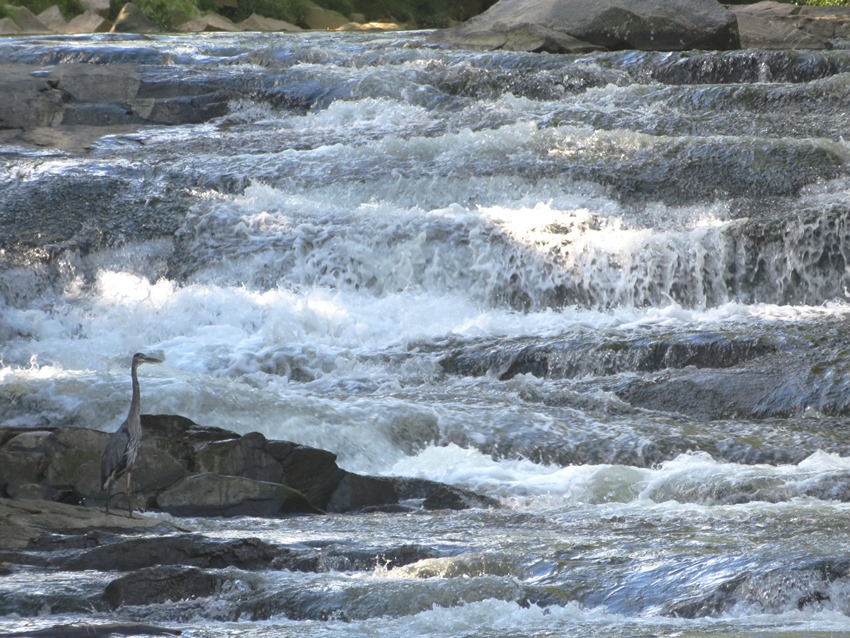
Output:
[0,17,21,34]
[429,0,741,53]
[37,6,67,32]
[79,0,111,18]
[104,566,223,609]
[301,1,350,29]
[194,431,283,483]
[423,486,500,510]
[155,472,320,516]
[335,21,405,32]
[3,5,51,34]
[238,13,302,32]
[129,93,230,124]
[63,11,112,34]
[51,63,142,103]
[730,1,850,50]
[2,415,495,519]
[393,477,501,510]
[0,18,21,35]
[326,473,399,513]
[0,498,167,550]
[271,442,345,507]
[61,534,286,571]
[0,429,52,490]
[111,3,160,33]
[1,623,181,637]
[178,13,238,32]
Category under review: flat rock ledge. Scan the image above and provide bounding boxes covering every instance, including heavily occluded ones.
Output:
[0,414,497,528]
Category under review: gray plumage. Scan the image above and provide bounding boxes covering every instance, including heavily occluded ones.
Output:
[101,352,162,517]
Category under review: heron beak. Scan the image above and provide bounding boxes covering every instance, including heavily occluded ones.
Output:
[142,355,163,364]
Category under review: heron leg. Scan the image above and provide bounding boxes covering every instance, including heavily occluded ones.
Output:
[126,471,134,518]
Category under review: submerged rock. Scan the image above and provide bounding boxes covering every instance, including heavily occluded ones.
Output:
[429,0,741,53]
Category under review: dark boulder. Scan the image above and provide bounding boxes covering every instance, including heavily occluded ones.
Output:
[103,566,224,609]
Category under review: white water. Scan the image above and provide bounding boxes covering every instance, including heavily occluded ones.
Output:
[3,31,850,637]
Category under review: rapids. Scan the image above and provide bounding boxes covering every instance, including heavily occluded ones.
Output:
[2,30,850,636]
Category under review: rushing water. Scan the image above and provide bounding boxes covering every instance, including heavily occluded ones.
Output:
[2,30,850,636]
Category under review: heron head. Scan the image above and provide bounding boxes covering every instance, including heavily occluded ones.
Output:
[133,352,163,365]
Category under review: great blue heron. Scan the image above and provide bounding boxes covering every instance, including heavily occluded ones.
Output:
[101,352,162,517]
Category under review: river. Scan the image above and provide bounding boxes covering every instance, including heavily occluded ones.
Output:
[2,29,850,636]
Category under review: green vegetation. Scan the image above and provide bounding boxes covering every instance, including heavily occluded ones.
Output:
[215,0,309,25]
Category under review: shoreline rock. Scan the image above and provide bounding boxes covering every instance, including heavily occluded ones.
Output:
[730,1,850,49]
[429,0,742,53]
[428,0,850,52]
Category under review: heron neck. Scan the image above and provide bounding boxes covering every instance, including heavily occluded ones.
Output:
[127,361,142,437]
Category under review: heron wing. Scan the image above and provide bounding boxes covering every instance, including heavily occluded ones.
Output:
[101,424,130,490]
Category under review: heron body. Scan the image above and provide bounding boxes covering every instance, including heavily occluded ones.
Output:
[101,352,161,517]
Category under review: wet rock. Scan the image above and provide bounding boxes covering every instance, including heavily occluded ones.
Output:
[1,622,181,637]
[440,333,780,381]
[111,3,160,34]
[393,477,501,510]
[1,415,493,518]
[0,61,229,151]
[663,559,850,618]
[423,485,500,510]
[430,0,740,53]
[326,473,399,513]
[61,534,286,571]
[156,472,320,517]
[238,13,302,32]
[103,566,224,608]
